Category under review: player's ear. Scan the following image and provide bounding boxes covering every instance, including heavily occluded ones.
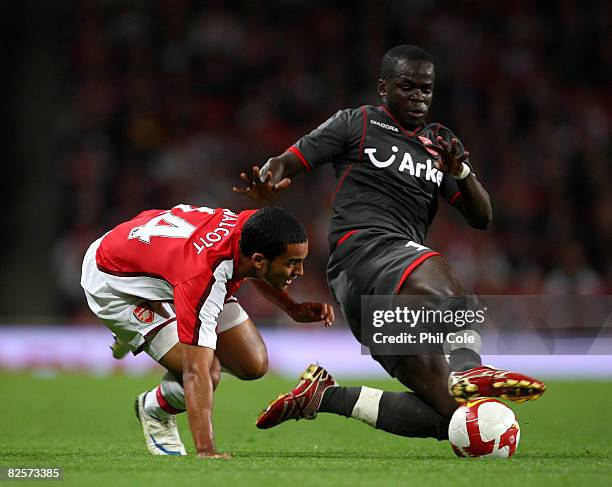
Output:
[377,78,387,98]
[251,253,267,270]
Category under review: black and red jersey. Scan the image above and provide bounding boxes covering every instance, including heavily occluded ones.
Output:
[290,105,469,248]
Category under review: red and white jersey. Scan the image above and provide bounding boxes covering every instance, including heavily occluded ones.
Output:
[95,204,257,349]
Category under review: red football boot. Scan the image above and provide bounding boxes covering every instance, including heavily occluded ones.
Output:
[256,364,337,429]
[449,365,547,403]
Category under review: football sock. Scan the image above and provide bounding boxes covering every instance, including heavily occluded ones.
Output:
[159,371,186,410]
[320,386,448,440]
[375,390,449,440]
[319,386,361,416]
[143,372,186,420]
[143,388,171,420]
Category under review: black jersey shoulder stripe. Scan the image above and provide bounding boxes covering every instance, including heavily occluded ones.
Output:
[336,229,360,247]
[331,106,367,203]
[331,164,353,203]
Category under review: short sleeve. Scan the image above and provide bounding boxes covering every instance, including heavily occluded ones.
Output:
[174,259,234,349]
[290,109,359,170]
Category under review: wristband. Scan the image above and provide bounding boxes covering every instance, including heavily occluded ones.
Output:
[453,163,471,180]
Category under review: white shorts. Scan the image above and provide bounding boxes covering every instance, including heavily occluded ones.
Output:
[81,237,250,361]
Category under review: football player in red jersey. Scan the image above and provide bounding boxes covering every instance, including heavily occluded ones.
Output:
[81,205,334,458]
[235,45,545,441]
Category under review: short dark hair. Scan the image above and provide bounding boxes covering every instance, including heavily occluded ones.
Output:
[380,45,433,80]
[240,207,307,260]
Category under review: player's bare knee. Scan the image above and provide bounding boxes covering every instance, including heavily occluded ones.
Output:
[418,278,466,297]
[402,256,467,297]
[229,348,268,381]
[242,351,268,380]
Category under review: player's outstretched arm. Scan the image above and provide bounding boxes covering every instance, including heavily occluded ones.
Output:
[425,136,493,229]
[182,344,231,459]
[453,171,493,230]
[250,279,334,327]
[233,151,306,201]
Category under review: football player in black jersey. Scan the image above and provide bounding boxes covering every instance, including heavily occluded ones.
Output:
[235,45,545,441]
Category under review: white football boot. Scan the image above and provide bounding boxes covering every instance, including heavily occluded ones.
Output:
[135,392,187,456]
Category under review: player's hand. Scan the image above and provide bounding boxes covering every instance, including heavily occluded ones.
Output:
[197,452,232,459]
[424,137,469,177]
[289,302,335,327]
[232,165,292,201]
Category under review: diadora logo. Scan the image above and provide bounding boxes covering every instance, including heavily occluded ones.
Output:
[370,119,399,132]
[364,145,443,186]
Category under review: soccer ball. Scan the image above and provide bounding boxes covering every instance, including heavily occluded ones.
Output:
[448,398,520,458]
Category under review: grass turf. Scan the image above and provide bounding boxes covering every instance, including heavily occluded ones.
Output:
[0,372,610,486]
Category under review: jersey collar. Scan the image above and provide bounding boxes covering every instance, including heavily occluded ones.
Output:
[378,105,425,137]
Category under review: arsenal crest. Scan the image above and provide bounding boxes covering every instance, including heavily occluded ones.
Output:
[133,304,155,324]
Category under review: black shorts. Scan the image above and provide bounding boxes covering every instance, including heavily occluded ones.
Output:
[327,229,441,376]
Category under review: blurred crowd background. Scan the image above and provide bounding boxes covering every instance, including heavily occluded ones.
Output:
[1,0,610,325]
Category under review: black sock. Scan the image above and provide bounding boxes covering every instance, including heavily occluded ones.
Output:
[319,386,361,416]
[448,347,482,372]
[376,391,449,440]
[319,386,449,440]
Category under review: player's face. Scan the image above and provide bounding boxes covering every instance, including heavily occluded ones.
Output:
[264,242,308,291]
[378,60,434,129]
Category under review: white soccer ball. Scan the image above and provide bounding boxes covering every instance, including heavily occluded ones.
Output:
[448,398,520,458]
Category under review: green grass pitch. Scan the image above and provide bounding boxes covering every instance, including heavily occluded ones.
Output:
[1,372,611,486]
